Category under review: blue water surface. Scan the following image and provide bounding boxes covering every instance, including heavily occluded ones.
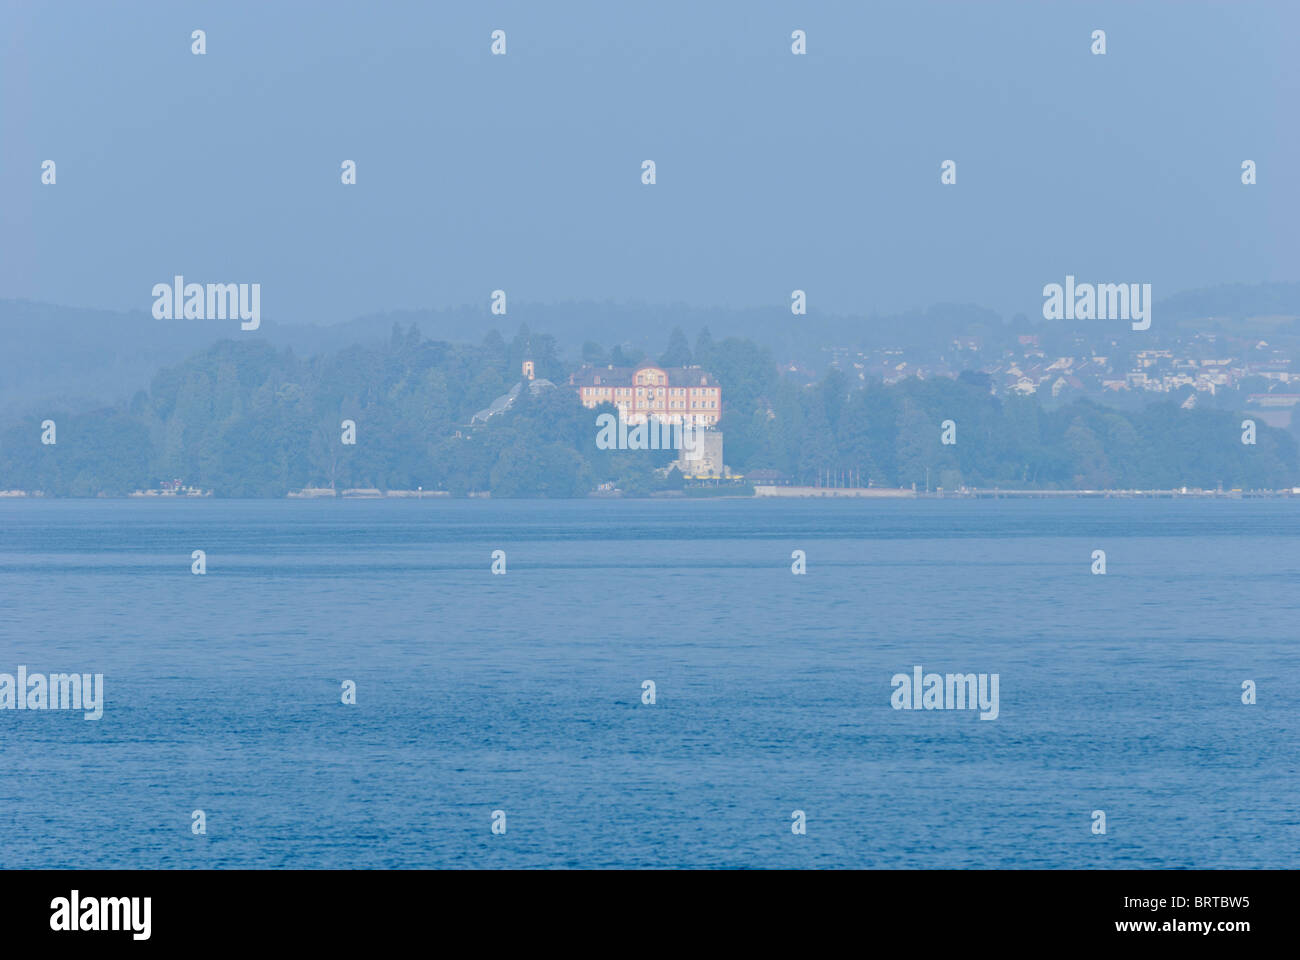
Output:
[0,498,1296,868]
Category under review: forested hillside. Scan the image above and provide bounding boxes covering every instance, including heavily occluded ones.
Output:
[1,323,1295,496]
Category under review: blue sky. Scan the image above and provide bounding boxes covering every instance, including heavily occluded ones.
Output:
[2,0,1296,326]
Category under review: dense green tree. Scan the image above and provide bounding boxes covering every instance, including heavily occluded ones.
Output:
[658,327,693,368]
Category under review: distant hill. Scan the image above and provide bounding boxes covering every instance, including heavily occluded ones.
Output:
[1154,282,1300,326]
[2,321,1297,498]
[4,281,1299,416]
[0,300,218,415]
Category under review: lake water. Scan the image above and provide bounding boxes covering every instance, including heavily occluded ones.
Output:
[0,498,1297,868]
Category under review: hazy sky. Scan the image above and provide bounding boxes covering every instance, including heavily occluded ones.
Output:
[3,0,1296,326]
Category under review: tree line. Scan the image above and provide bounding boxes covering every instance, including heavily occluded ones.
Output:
[0,323,1295,496]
